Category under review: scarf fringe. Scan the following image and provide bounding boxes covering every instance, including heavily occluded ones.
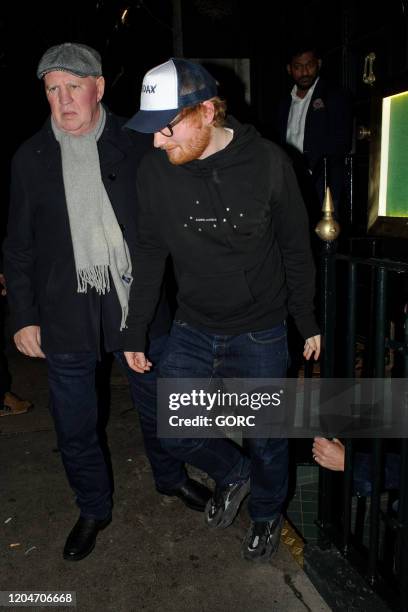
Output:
[120,305,128,331]
[77,265,111,294]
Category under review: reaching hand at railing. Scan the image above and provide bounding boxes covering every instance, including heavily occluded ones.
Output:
[312,437,345,471]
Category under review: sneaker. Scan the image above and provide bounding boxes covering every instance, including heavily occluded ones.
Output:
[205,477,250,529]
[0,392,32,417]
[242,514,284,562]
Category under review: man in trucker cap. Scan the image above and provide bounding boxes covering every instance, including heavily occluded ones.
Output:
[123,57,321,561]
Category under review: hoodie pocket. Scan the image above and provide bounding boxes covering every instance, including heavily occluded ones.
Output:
[178,270,255,319]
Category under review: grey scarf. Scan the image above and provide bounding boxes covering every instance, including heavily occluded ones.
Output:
[52,106,132,330]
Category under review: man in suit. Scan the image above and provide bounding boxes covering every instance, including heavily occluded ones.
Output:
[276,43,353,225]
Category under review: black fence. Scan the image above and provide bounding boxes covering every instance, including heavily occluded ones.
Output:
[309,238,408,611]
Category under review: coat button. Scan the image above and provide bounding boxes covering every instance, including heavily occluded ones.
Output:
[108,173,117,180]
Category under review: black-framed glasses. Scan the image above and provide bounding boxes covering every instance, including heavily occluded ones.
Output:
[159,113,184,137]
[158,104,200,137]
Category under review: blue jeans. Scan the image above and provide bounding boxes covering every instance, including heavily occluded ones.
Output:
[46,334,186,520]
[115,336,186,491]
[158,321,289,521]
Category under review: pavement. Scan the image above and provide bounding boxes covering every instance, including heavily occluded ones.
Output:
[1,348,331,612]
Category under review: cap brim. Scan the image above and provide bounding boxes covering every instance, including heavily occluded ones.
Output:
[124,108,179,133]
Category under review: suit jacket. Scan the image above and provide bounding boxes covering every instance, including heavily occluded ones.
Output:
[3,109,171,354]
[276,78,353,212]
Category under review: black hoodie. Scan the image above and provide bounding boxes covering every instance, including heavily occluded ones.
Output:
[124,117,319,351]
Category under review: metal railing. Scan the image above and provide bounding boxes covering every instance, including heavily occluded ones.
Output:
[314,194,408,611]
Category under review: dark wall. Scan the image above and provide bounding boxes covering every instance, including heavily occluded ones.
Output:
[2,1,408,246]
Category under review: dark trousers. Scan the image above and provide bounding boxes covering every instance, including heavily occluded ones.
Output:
[0,298,11,404]
[46,334,186,520]
[158,320,289,521]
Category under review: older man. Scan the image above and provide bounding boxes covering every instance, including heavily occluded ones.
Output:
[3,44,209,562]
[124,58,320,561]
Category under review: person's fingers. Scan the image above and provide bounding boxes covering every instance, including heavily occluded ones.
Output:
[304,335,321,361]
[21,340,42,358]
[313,336,321,359]
[313,439,326,452]
[124,352,143,373]
[303,345,314,360]
[139,358,152,370]
[134,354,152,371]
[15,343,28,356]
[303,344,316,360]
[131,365,146,373]
[16,343,33,357]
[34,345,46,358]
[14,327,44,358]
[32,329,45,357]
[134,359,150,372]
[314,439,329,451]
[123,351,133,366]
[27,339,43,358]
[15,336,32,356]
[124,352,152,373]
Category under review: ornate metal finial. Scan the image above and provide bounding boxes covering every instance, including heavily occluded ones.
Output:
[315,187,341,242]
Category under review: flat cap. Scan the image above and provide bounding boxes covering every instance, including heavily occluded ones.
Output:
[37,42,102,79]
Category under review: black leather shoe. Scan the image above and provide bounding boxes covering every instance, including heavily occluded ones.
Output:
[63,516,111,561]
[157,478,212,512]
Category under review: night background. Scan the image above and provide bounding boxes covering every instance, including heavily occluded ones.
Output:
[2,4,408,609]
[2,1,407,139]
[1,0,408,238]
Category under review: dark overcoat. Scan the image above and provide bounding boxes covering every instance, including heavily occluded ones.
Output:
[3,109,170,354]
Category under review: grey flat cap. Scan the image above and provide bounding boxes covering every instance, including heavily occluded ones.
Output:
[37,42,102,79]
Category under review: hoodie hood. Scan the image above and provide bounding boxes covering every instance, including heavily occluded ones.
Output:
[169,116,261,176]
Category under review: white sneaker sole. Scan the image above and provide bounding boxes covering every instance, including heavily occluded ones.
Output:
[241,515,284,562]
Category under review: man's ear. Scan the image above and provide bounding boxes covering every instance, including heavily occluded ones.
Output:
[96,76,105,103]
[318,59,322,71]
[201,100,215,125]
[286,64,292,76]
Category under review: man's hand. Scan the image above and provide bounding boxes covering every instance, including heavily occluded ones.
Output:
[14,325,45,358]
[303,334,321,360]
[124,351,153,373]
[312,437,345,471]
[0,273,6,297]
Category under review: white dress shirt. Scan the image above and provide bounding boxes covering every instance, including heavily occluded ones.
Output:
[286,77,319,153]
